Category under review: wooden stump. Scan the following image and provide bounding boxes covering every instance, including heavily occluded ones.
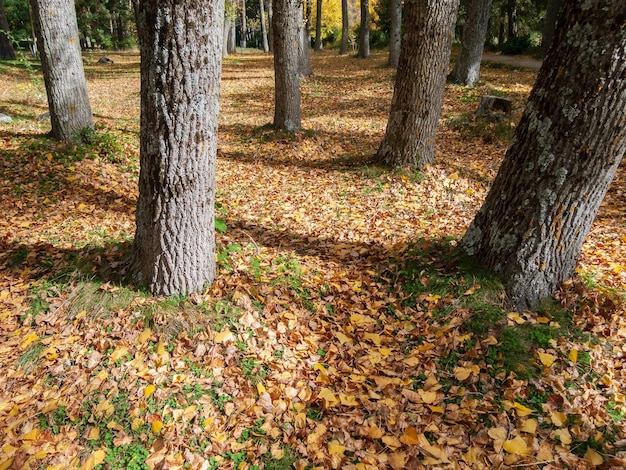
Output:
[477,95,512,115]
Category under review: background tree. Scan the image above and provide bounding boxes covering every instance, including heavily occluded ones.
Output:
[299,0,312,75]
[387,0,400,66]
[461,0,626,309]
[0,0,16,59]
[29,0,93,142]
[449,0,493,86]
[240,0,247,47]
[539,0,560,57]
[340,0,348,54]
[273,0,300,131]
[357,0,369,57]
[133,0,223,296]
[314,0,322,50]
[375,0,459,168]
[260,0,269,51]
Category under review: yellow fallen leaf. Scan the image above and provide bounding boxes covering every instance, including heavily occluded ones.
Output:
[137,329,152,344]
[270,442,284,460]
[23,428,41,440]
[317,387,339,408]
[400,427,420,445]
[427,404,444,413]
[584,447,603,466]
[156,340,165,356]
[21,333,39,350]
[256,383,266,394]
[363,425,384,439]
[538,352,556,367]
[513,402,534,416]
[81,449,106,470]
[463,284,480,295]
[503,436,531,455]
[507,312,526,324]
[519,419,537,434]
[382,435,402,450]
[418,389,437,404]
[339,393,358,406]
[110,346,128,362]
[328,440,346,455]
[600,375,612,387]
[448,171,459,181]
[550,411,567,427]
[554,428,572,445]
[488,427,507,442]
[569,349,578,363]
[214,330,235,344]
[0,458,13,470]
[144,384,156,397]
[462,446,478,465]
[537,316,550,324]
[389,451,406,470]
[363,332,381,346]
[87,427,100,440]
[335,332,352,344]
[131,418,144,431]
[152,420,163,434]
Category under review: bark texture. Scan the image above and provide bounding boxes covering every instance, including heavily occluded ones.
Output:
[133,0,224,296]
[340,0,348,55]
[461,0,626,309]
[273,0,301,131]
[540,0,561,57]
[375,0,459,168]
[299,0,312,76]
[387,0,401,67]
[450,0,493,86]
[314,0,322,50]
[0,0,15,60]
[241,0,247,47]
[29,0,93,142]
[357,0,369,58]
[260,0,269,52]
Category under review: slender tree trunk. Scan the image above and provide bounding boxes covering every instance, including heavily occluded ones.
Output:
[450,0,493,86]
[229,22,236,52]
[0,0,16,59]
[223,14,231,56]
[387,0,401,67]
[299,0,312,76]
[340,0,348,55]
[357,0,369,58]
[375,0,459,168]
[260,0,269,52]
[133,0,223,296]
[540,0,561,57]
[267,0,273,51]
[29,0,93,142]
[240,0,247,48]
[314,0,322,50]
[506,0,517,40]
[461,0,626,309]
[273,0,301,131]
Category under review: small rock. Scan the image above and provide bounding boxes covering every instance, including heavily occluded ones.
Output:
[0,113,13,123]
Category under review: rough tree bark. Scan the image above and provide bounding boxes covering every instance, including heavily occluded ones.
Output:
[29,0,93,142]
[387,0,401,67]
[449,0,493,86]
[260,0,269,52]
[375,0,459,168]
[273,0,301,131]
[133,0,224,296]
[461,0,626,309]
[314,0,322,51]
[0,0,16,60]
[340,0,348,55]
[299,0,312,76]
[357,0,369,58]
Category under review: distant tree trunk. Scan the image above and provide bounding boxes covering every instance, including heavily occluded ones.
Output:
[314,0,322,50]
[240,0,247,47]
[449,0,493,86]
[260,0,269,52]
[299,0,312,76]
[0,0,16,59]
[340,0,348,55]
[357,0,369,58]
[375,0,459,168]
[387,0,401,67]
[506,0,517,40]
[133,0,223,296]
[273,0,301,131]
[29,0,93,142]
[498,5,504,45]
[267,0,273,50]
[223,15,232,56]
[229,22,237,52]
[540,0,561,57]
[461,0,626,310]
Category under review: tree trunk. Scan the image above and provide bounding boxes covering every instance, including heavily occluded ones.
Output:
[267,0,273,51]
[357,0,369,58]
[450,0,493,86]
[461,0,626,310]
[299,0,312,76]
[506,0,517,40]
[540,0,561,57]
[260,0,269,52]
[29,0,93,142]
[223,14,231,56]
[240,0,247,48]
[340,0,348,55]
[229,22,237,52]
[0,0,16,60]
[133,0,223,296]
[375,0,459,168]
[387,0,401,67]
[273,0,301,131]
[314,0,322,51]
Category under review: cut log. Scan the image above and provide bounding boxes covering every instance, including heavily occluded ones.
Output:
[477,95,512,115]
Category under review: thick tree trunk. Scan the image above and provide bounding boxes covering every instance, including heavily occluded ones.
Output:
[260,0,269,52]
[375,0,459,168]
[387,0,401,67]
[540,0,561,57]
[340,0,348,55]
[357,0,369,58]
[299,0,312,76]
[29,0,93,142]
[133,0,223,296]
[0,0,16,60]
[461,0,626,309]
[450,0,493,86]
[314,0,322,51]
[273,0,301,131]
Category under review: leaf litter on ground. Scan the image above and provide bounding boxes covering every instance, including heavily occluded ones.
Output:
[0,50,625,469]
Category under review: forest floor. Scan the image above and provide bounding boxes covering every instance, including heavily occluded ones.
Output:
[0,50,625,470]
